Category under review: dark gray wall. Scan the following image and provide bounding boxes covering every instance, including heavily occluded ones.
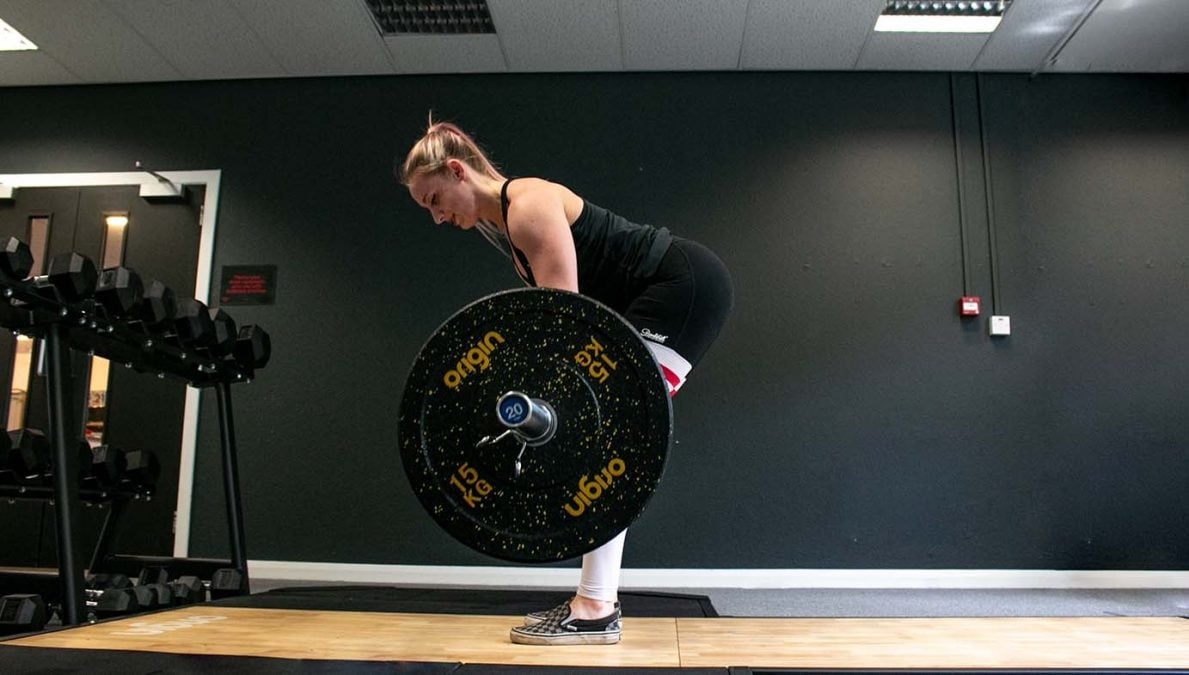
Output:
[0,71,1185,570]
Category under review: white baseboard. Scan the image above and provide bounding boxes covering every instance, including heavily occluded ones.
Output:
[245,561,1189,589]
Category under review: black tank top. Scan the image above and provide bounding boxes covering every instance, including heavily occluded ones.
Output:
[500,179,673,302]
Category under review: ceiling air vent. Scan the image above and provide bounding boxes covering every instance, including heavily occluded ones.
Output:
[364,1,495,35]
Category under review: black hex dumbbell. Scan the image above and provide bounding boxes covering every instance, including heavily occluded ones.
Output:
[88,571,158,612]
[207,307,238,356]
[88,573,132,591]
[136,567,174,607]
[93,266,145,320]
[3,429,51,486]
[81,444,128,491]
[209,568,246,599]
[233,325,271,370]
[96,269,177,335]
[4,432,98,491]
[111,276,180,369]
[136,278,177,329]
[0,236,33,282]
[169,575,206,605]
[173,298,243,359]
[85,572,144,613]
[120,449,160,493]
[86,587,140,617]
[32,252,98,303]
[173,298,217,348]
[83,573,141,618]
[0,594,48,635]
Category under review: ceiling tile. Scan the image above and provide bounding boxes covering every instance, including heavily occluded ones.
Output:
[976,0,1095,72]
[621,0,748,71]
[856,32,991,71]
[0,0,180,83]
[0,50,82,86]
[0,0,1185,86]
[1048,0,1189,73]
[383,34,507,74]
[105,0,285,80]
[489,0,621,71]
[228,0,396,76]
[741,0,886,70]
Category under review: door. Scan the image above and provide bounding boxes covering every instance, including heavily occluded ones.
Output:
[0,184,205,567]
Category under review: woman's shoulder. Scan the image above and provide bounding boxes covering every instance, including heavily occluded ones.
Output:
[506,177,584,222]
[507,177,579,201]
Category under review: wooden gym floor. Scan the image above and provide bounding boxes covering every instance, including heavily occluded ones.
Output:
[5,604,1189,670]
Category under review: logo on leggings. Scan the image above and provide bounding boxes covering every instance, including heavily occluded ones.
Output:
[640,328,668,344]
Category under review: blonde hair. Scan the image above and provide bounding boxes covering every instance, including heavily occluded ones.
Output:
[398,115,513,261]
[397,115,502,186]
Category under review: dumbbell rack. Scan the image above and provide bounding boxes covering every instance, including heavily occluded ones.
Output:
[0,275,257,626]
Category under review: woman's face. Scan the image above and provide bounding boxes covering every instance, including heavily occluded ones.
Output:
[408,163,478,230]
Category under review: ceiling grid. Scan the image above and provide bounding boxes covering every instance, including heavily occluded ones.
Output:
[0,0,1181,86]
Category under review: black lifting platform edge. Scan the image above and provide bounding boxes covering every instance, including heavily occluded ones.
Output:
[751,665,1189,670]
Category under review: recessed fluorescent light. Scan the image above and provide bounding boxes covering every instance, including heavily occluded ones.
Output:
[0,17,37,51]
[875,1,1010,34]
[875,14,1002,32]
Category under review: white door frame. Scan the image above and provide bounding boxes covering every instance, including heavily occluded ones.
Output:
[1,170,220,558]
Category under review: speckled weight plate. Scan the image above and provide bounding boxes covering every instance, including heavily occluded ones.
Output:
[399,288,671,563]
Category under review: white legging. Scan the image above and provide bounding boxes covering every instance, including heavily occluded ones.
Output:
[576,341,691,603]
[577,529,627,602]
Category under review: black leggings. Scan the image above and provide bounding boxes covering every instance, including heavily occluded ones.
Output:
[618,238,734,370]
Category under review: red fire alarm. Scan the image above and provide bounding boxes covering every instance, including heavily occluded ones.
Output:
[960,296,980,316]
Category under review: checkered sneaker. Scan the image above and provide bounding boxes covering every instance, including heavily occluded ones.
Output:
[523,600,574,626]
[510,604,622,645]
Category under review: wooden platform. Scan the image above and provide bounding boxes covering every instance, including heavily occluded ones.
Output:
[5,605,1189,669]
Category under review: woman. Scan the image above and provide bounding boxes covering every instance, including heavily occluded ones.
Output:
[399,119,733,646]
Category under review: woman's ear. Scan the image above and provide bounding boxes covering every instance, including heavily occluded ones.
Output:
[446,158,466,181]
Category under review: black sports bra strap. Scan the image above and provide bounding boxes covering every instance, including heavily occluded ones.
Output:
[498,178,535,286]
[500,178,513,225]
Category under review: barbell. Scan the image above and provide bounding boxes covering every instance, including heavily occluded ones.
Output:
[398,288,672,563]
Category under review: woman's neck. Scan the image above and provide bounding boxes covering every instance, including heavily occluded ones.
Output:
[474,173,507,224]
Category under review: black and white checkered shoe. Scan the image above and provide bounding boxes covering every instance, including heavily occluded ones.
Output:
[523,600,572,627]
[510,603,622,645]
[523,600,621,626]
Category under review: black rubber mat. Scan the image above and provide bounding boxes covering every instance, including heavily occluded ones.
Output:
[0,645,741,674]
[454,667,742,674]
[211,586,719,617]
[0,645,455,674]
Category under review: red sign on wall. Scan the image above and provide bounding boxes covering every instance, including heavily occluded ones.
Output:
[220,265,276,306]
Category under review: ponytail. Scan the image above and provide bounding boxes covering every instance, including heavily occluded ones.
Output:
[398,114,502,185]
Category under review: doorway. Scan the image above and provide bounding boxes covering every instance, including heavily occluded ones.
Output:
[0,170,220,565]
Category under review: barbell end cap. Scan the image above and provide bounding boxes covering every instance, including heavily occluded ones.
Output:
[495,391,532,428]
